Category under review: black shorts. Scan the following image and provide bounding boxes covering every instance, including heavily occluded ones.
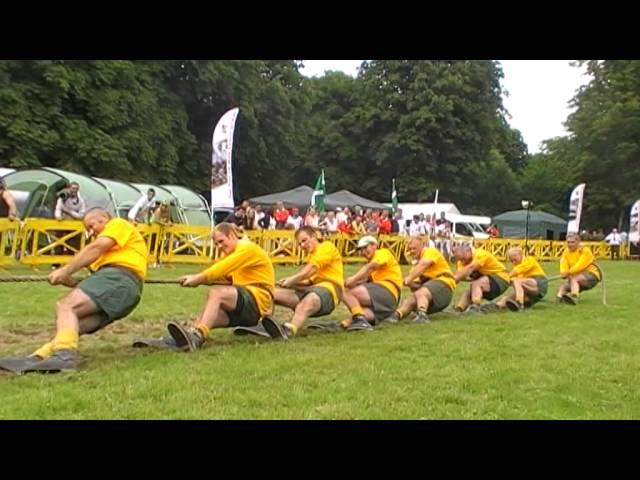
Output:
[485,275,509,301]
[579,272,600,292]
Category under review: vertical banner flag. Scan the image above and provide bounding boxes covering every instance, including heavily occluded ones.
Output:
[210,107,239,219]
[567,183,586,233]
[312,169,326,212]
[629,199,640,244]
[391,178,398,214]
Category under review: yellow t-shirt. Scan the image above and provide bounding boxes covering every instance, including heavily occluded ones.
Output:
[202,240,275,317]
[416,247,456,291]
[308,241,344,305]
[560,247,600,279]
[369,247,403,300]
[457,248,509,283]
[90,218,148,280]
[511,256,546,279]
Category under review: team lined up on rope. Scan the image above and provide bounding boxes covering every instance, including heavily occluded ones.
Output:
[0,207,604,375]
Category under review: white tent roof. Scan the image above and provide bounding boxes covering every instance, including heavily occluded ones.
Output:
[0,167,15,178]
[393,202,460,218]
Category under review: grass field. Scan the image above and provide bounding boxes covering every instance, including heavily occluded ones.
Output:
[0,260,639,419]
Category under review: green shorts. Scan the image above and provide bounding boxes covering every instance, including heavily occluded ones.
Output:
[579,272,600,292]
[422,279,453,314]
[524,275,548,307]
[295,286,335,317]
[485,275,509,300]
[227,286,261,327]
[78,266,143,330]
[363,282,398,323]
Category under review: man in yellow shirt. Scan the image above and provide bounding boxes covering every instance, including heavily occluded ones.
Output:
[556,232,601,305]
[149,222,275,352]
[453,243,510,312]
[385,236,456,323]
[495,247,548,311]
[0,208,147,374]
[340,235,403,331]
[262,226,343,339]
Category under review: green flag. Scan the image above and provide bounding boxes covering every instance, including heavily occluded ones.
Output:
[391,178,398,214]
[312,169,326,212]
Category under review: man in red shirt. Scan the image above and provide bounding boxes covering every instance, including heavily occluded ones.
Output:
[378,209,392,235]
[273,201,290,230]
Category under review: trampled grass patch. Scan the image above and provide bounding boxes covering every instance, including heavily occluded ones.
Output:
[1,261,639,419]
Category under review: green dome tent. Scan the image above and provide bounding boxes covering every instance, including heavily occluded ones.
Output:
[95,177,144,218]
[3,167,117,218]
[162,185,212,226]
[493,209,567,240]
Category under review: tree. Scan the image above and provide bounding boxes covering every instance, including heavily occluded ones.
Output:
[0,60,195,183]
[335,60,510,208]
[519,137,578,218]
[564,60,640,228]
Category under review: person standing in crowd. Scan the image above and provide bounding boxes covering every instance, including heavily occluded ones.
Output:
[286,207,304,230]
[55,182,86,221]
[605,227,622,260]
[378,210,392,235]
[0,179,17,221]
[273,202,290,229]
[128,188,156,224]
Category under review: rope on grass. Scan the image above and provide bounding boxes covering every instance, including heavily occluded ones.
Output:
[0,275,182,285]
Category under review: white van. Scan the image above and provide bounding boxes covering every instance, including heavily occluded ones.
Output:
[445,213,491,240]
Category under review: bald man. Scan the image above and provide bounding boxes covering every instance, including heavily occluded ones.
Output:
[453,243,510,312]
[495,247,548,311]
[0,208,147,374]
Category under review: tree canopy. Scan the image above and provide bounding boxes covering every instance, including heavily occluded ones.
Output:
[4,59,635,229]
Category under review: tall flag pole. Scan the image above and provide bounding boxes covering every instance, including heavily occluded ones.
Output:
[629,199,640,245]
[391,178,398,214]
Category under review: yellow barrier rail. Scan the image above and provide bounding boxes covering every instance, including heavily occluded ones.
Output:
[252,230,303,264]
[18,219,88,267]
[159,224,214,265]
[0,218,20,268]
[1,219,627,267]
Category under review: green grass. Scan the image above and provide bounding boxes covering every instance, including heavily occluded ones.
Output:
[1,261,639,419]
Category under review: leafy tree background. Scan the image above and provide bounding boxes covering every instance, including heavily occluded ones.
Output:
[2,59,637,229]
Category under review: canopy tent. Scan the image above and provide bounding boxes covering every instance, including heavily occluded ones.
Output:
[3,167,117,218]
[325,190,388,210]
[3,168,210,225]
[162,185,212,226]
[95,177,144,218]
[0,167,15,178]
[393,202,460,219]
[493,209,567,240]
[249,185,315,210]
